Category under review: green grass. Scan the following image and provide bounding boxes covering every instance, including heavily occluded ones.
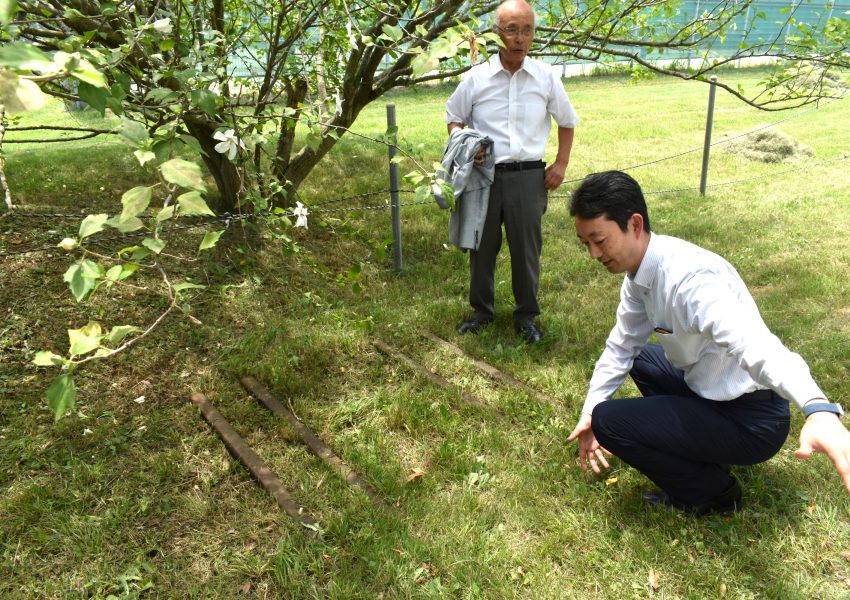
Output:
[2,68,850,598]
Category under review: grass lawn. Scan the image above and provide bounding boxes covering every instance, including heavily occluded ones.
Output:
[1,68,849,598]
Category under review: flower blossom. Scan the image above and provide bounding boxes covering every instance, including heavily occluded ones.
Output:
[293,201,309,229]
[213,129,245,161]
[153,18,173,35]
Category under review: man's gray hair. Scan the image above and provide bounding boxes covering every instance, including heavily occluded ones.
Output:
[493,0,539,29]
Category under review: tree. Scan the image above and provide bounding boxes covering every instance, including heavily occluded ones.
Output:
[5,1,848,212]
[1,0,848,420]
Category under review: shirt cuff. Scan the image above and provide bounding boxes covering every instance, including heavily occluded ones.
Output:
[581,394,608,415]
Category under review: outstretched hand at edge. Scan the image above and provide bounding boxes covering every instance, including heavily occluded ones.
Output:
[567,413,613,475]
[794,412,850,494]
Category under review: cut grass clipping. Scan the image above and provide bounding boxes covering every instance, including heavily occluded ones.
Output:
[723,128,814,163]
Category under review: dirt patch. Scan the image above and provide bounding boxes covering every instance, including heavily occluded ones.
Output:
[722,128,814,163]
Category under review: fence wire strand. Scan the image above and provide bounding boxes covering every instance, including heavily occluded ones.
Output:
[2,92,846,258]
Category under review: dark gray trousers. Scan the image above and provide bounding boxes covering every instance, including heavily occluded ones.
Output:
[469,166,547,326]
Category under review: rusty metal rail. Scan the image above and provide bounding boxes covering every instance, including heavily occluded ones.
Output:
[190,392,319,534]
[421,330,559,406]
[240,375,384,504]
[372,338,486,407]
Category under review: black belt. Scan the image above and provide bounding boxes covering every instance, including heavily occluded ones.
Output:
[495,160,545,172]
[738,389,775,401]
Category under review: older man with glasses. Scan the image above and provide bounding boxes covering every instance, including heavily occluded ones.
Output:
[445,0,579,344]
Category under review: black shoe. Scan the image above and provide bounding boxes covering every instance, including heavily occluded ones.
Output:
[457,316,493,335]
[643,478,743,516]
[516,322,542,344]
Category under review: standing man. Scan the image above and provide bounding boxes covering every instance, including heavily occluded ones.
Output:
[445,0,579,344]
[566,170,850,514]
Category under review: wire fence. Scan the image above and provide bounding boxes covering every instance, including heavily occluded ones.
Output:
[2,92,846,259]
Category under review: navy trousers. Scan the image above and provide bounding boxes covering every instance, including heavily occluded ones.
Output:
[592,343,791,506]
[469,166,547,326]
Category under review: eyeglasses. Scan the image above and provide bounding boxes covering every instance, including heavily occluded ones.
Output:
[496,25,534,38]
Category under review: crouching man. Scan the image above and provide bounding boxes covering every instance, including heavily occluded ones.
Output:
[566,170,850,514]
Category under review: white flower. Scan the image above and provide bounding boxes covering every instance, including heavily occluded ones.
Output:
[213,129,245,161]
[334,90,343,116]
[153,18,173,36]
[293,201,309,229]
[57,237,78,252]
[346,21,358,47]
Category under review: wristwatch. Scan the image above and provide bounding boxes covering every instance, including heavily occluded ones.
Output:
[802,402,844,418]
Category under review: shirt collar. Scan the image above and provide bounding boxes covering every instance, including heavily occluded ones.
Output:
[488,54,542,80]
[631,232,660,289]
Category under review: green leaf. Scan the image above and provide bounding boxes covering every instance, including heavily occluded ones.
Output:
[104,95,123,116]
[104,264,138,283]
[415,184,430,202]
[0,40,52,71]
[116,264,138,280]
[178,134,204,155]
[68,322,102,356]
[104,265,122,282]
[46,374,76,422]
[63,264,95,302]
[0,0,17,28]
[155,205,175,222]
[120,186,153,221]
[382,24,403,43]
[79,258,105,279]
[104,325,140,346]
[159,39,176,52]
[199,230,224,251]
[176,191,215,216]
[430,38,458,59]
[305,133,321,152]
[0,71,46,115]
[118,246,150,262]
[69,57,107,88]
[189,89,218,118]
[160,158,207,192]
[118,117,149,146]
[411,52,439,78]
[33,351,65,367]
[78,214,109,239]
[77,81,108,115]
[133,149,156,166]
[148,87,178,103]
[142,237,165,254]
[106,215,145,233]
[151,139,172,163]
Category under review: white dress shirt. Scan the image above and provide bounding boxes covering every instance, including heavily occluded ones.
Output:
[583,234,826,414]
[445,55,579,164]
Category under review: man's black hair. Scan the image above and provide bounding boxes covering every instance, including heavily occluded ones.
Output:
[569,170,651,233]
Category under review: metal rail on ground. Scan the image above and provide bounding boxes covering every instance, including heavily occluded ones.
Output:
[372,338,486,408]
[190,392,319,534]
[420,330,559,406]
[240,375,384,504]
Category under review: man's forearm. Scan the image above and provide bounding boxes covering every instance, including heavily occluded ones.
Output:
[447,122,464,135]
[554,127,574,167]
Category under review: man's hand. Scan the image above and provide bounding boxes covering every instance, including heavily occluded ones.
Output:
[544,160,567,191]
[795,412,850,493]
[474,143,486,165]
[566,413,613,474]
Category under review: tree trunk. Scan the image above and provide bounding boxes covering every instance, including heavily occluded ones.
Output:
[273,78,309,184]
[183,116,242,213]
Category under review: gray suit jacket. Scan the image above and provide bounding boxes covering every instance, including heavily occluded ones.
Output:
[435,128,494,251]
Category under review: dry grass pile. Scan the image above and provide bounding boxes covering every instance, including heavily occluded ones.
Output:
[722,128,814,163]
